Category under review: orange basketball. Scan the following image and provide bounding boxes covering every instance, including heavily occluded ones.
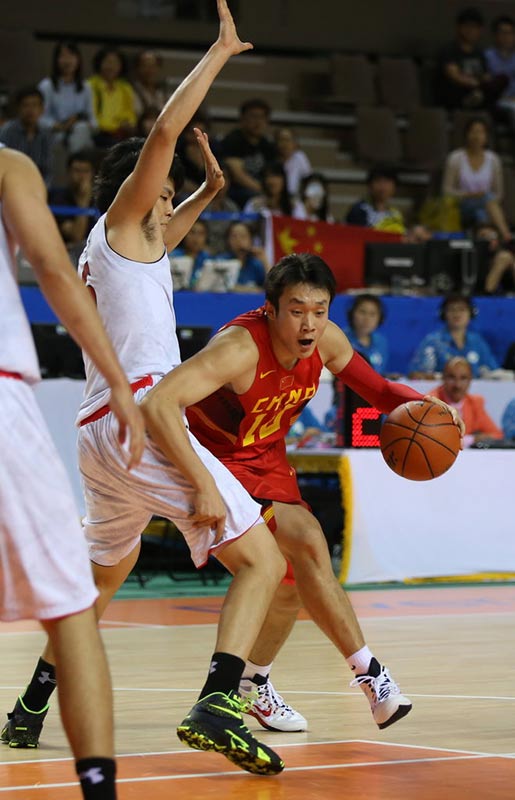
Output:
[380,400,460,481]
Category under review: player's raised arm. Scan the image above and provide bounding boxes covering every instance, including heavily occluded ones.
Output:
[1,149,145,468]
[109,0,252,225]
[164,129,225,251]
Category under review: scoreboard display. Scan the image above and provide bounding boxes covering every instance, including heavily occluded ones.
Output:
[337,384,382,448]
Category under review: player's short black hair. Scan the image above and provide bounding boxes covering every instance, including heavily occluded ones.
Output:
[93,137,184,213]
[265,253,336,311]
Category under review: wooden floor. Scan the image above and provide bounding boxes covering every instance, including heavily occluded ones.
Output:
[1,585,515,798]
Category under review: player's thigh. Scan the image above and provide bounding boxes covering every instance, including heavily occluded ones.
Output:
[272,501,327,560]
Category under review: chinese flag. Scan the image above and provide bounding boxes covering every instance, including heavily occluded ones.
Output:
[272,216,401,291]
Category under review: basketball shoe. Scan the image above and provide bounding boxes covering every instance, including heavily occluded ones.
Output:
[239,675,307,732]
[177,690,285,775]
[0,696,49,748]
[350,657,412,729]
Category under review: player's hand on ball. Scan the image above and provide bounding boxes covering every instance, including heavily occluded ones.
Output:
[423,394,465,448]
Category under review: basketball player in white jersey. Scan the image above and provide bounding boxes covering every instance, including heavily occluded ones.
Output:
[0,144,145,799]
[3,0,286,777]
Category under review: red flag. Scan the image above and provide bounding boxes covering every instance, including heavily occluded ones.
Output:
[272,216,401,291]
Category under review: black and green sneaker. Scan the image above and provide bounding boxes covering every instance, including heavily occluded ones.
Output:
[0,696,49,748]
[177,691,285,775]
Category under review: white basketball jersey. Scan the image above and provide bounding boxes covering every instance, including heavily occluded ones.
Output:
[77,214,181,422]
[0,183,41,383]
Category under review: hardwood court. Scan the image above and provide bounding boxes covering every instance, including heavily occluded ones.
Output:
[1,584,515,799]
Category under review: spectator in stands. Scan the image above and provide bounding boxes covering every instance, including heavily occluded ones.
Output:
[88,46,137,147]
[409,294,499,378]
[38,41,96,154]
[218,220,269,291]
[293,172,334,222]
[484,16,515,129]
[436,7,507,111]
[501,398,515,438]
[132,50,166,117]
[474,223,515,293]
[203,166,240,254]
[274,127,312,198]
[177,110,222,197]
[136,106,160,138]
[345,164,405,234]
[429,356,503,446]
[0,87,52,186]
[442,117,512,241]
[343,294,389,375]
[221,98,276,207]
[170,219,211,288]
[502,341,515,371]
[48,150,96,250]
[243,162,293,216]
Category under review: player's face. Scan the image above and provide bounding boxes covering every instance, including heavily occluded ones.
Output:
[266,282,331,365]
[154,180,175,230]
[352,301,381,335]
[443,364,472,402]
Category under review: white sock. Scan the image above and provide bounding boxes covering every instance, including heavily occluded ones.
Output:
[346,645,374,674]
[242,659,273,681]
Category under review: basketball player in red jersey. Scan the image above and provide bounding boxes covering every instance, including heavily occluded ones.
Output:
[142,253,464,732]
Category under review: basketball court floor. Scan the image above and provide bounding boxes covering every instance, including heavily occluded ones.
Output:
[1,584,514,798]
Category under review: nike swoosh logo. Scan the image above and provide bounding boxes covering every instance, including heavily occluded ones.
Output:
[260,370,276,379]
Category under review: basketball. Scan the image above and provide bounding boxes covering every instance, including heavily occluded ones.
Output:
[380,400,460,481]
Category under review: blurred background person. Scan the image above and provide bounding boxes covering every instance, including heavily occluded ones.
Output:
[132,50,166,117]
[346,164,405,234]
[88,46,136,148]
[501,398,515,439]
[170,219,211,289]
[177,110,221,197]
[136,106,160,138]
[221,98,276,207]
[0,87,52,187]
[343,294,389,375]
[409,294,499,378]
[48,150,96,255]
[274,127,311,199]
[484,15,515,131]
[502,341,515,371]
[216,220,269,291]
[38,41,96,154]
[293,172,333,222]
[442,117,512,241]
[243,161,293,216]
[203,165,240,254]
[428,356,503,446]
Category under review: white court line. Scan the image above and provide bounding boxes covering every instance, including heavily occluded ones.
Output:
[0,753,497,792]
[0,737,502,767]
[1,686,514,702]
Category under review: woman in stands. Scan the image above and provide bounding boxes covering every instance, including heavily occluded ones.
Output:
[344,294,389,376]
[88,46,137,148]
[243,162,293,216]
[38,41,97,153]
[274,127,312,198]
[442,117,512,242]
[293,172,334,222]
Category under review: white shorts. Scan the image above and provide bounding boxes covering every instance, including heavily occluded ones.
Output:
[78,387,263,568]
[0,379,98,622]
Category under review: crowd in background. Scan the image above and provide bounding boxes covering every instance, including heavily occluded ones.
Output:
[1,7,514,422]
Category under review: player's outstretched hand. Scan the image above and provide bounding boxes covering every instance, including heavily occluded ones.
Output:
[216,0,253,57]
[424,394,466,448]
[109,384,146,469]
[190,483,227,544]
[194,128,225,195]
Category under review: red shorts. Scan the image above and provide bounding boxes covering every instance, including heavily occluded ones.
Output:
[221,449,310,585]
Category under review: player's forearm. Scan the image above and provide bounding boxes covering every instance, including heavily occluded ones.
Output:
[140,397,214,490]
[157,43,230,141]
[337,352,423,414]
[165,184,219,251]
[37,267,129,390]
